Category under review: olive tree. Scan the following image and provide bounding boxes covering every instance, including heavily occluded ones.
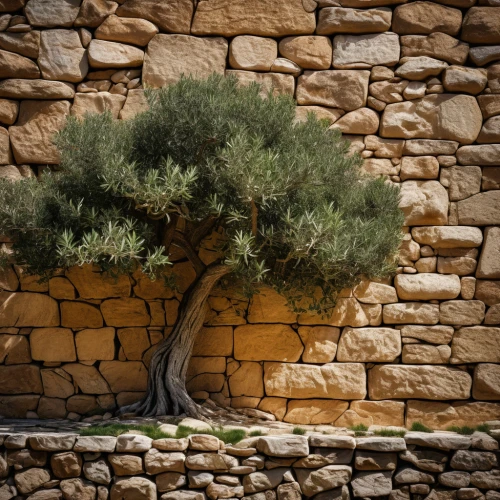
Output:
[0,75,404,418]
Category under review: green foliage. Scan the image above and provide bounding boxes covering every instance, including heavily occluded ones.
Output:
[476,424,491,434]
[79,423,174,440]
[374,428,407,437]
[0,74,403,306]
[292,427,306,435]
[174,425,246,444]
[248,430,264,437]
[410,422,434,433]
[350,424,369,432]
[447,425,475,435]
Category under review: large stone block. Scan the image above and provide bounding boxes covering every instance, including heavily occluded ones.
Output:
[368,365,472,400]
[71,92,126,120]
[0,48,40,79]
[473,364,500,401]
[0,79,74,99]
[457,145,500,166]
[247,288,296,324]
[99,361,148,392]
[264,362,367,399]
[192,327,233,357]
[400,33,469,66]
[25,0,80,27]
[88,40,144,68]
[295,466,351,497]
[477,227,500,279]
[296,70,369,111]
[394,274,460,300]
[0,365,42,394]
[0,395,39,418]
[95,15,159,46]
[337,327,401,362]
[284,399,349,425]
[462,7,500,45]
[31,328,76,362]
[381,95,482,144]
[439,300,485,326]
[143,35,228,88]
[234,324,303,362]
[9,100,70,164]
[333,33,400,69]
[299,326,340,363]
[230,35,278,71]
[337,400,405,428]
[412,226,483,249]
[0,334,31,365]
[399,181,448,225]
[383,303,439,324]
[61,301,103,329]
[66,265,131,299]
[101,298,150,327]
[0,292,59,327]
[317,7,392,35]
[62,363,111,394]
[191,0,316,37]
[226,70,295,97]
[451,326,500,363]
[228,361,263,397]
[75,328,115,361]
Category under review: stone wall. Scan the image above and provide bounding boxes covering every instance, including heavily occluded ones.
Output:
[0,0,500,426]
[0,430,499,500]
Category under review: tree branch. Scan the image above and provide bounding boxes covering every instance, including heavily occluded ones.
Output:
[172,231,206,277]
[251,199,258,238]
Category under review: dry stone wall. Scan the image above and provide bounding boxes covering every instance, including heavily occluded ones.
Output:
[1,431,500,500]
[0,0,500,427]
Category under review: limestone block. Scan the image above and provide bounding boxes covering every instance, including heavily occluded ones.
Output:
[248,288,296,324]
[0,334,31,364]
[317,7,391,34]
[75,328,115,361]
[403,139,458,156]
[457,145,500,166]
[400,33,469,66]
[486,304,500,325]
[185,452,237,471]
[25,0,80,27]
[229,36,277,71]
[226,70,295,97]
[368,365,472,400]
[477,95,500,120]
[399,181,448,225]
[143,34,227,88]
[478,116,500,144]
[400,156,439,180]
[363,158,399,176]
[341,400,405,427]
[0,100,17,127]
[31,328,76,362]
[296,70,369,110]
[439,300,485,326]
[99,361,148,392]
[66,264,130,299]
[473,364,500,400]
[228,362,264,397]
[383,303,439,324]
[0,79,75,99]
[333,33,400,69]
[295,465,352,497]
[298,297,372,327]
[394,273,460,300]
[451,326,500,363]
[62,363,111,394]
[396,57,448,81]
[0,395,39,418]
[119,89,148,120]
[61,301,103,329]
[457,192,500,225]
[71,92,126,119]
[51,451,82,479]
[264,362,367,399]
[38,30,88,83]
[437,256,476,275]
[278,36,332,70]
[88,39,144,68]
[412,226,483,248]
[101,298,150,327]
[14,467,51,495]
[284,400,349,425]
[462,7,500,44]
[353,280,398,304]
[299,326,340,363]
[95,15,158,46]
[337,327,401,362]
[0,48,40,79]
[83,458,112,485]
[475,280,500,306]
[446,165,482,202]
[355,451,397,471]
[74,0,118,28]
[191,0,316,37]
[295,106,345,125]
[0,365,42,394]
[9,100,70,164]
[48,277,75,300]
[402,344,451,364]
[443,66,487,95]
[0,31,41,59]
[116,434,152,453]
[117,327,150,361]
[369,79,408,104]
[477,227,500,279]
[33,396,67,418]
[351,471,393,497]
[330,108,380,135]
[234,324,303,362]
[381,95,482,144]
[364,135,404,158]
[144,449,185,475]
[392,1,462,35]
[192,327,233,357]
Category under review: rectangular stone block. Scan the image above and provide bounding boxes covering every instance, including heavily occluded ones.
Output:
[451,326,500,363]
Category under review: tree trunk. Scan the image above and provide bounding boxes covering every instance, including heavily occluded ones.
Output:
[121,264,230,418]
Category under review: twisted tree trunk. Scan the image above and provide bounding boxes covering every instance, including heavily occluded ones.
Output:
[122,264,230,418]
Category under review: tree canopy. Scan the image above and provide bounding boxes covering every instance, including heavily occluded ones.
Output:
[0,74,404,313]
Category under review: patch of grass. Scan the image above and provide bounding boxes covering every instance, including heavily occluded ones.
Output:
[476,424,491,434]
[447,425,475,435]
[410,422,434,433]
[175,425,246,444]
[78,423,174,440]
[292,427,306,435]
[354,431,367,437]
[374,429,407,438]
[350,424,369,432]
[249,430,264,437]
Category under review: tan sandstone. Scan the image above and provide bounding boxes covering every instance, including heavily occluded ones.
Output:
[336,327,401,362]
[394,274,460,300]
[451,327,500,363]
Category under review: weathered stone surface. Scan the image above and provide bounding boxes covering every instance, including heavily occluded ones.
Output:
[264,362,366,399]
[458,192,500,226]
[443,66,487,95]
[83,458,112,485]
[477,227,500,279]
[296,70,369,110]
[115,434,152,453]
[0,364,42,394]
[394,468,434,485]
[95,14,158,46]
[475,280,500,306]
[295,465,352,497]
[317,7,392,35]
[9,100,70,164]
[71,92,126,120]
[457,145,500,167]
[381,95,482,144]
[74,0,118,28]
[144,449,185,474]
[462,7,500,44]
[225,70,295,97]
[61,301,103,329]
[0,394,39,418]
[412,226,482,249]
[284,399,349,425]
[0,48,39,79]
[399,448,448,473]
[400,156,439,181]
[14,467,51,495]
[193,327,233,357]
[451,450,497,472]
[143,35,227,88]
[88,39,144,68]
[230,36,277,71]
[39,30,88,83]
[333,33,400,69]
[228,362,263,397]
[0,292,59,327]
[299,326,340,363]
[99,361,148,392]
[330,108,380,135]
[405,431,472,451]
[0,79,74,100]
[337,327,400,362]
[478,116,500,144]
[62,363,111,394]
[185,453,237,472]
[0,334,31,364]
[101,298,149,327]
[338,400,405,427]
[234,324,303,362]
[404,139,459,156]
[395,274,460,301]
[51,451,82,479]
[355,451,397,471]
[383,303,439,324]
[0,31,40,59]
[399,181,448,225]
[352,471,393,497]
[25,0,80,27]
[278,36,331,70]
[247,288,296,324]
[368,365,472,400]
[110,476,157,500]
[440,300,485,326]
[470,470,500,490]
[75,436,116,453]
[439,471,470,488]
[392,1,462,35]
[396,56,448,81]
[75,327,115,361]
[451,327,500,363]
[31,328,76,362]
[402,344,451,364]
[356,437,407,452]
[400,33,469,66]
[191,0,316,37]
[30,434,77,452]
[473,363,500,400]
[66,265,130,299]
[256,436,308,457]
